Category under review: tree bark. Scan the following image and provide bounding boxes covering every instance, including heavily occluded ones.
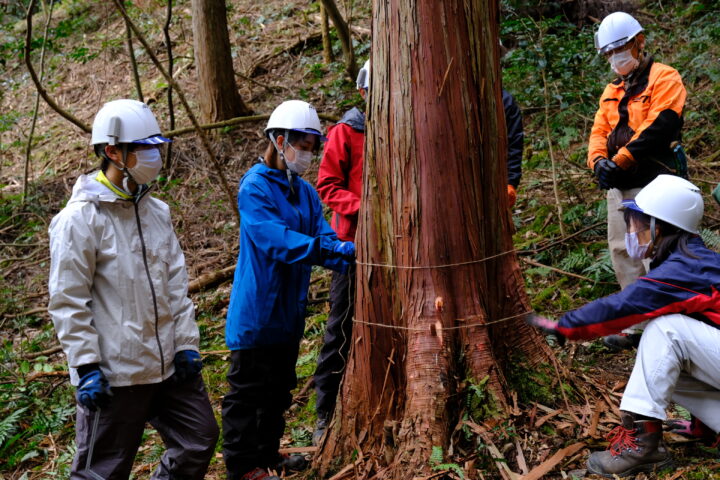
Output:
[317,0,553,477]
[191,0,250,122]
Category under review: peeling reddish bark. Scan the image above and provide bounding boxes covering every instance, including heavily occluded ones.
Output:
[317,0,554,477]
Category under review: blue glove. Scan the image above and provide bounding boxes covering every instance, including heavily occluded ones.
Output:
[173,350,202,382]
[332,241,356,262]
[593,158,619,190]
[76,366,112,411]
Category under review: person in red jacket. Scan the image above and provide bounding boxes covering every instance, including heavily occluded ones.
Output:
[312,60,369,445]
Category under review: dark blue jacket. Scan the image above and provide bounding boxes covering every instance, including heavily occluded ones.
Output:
[226,162,350,350]
[503,89,524,188]
[558,237,720,339]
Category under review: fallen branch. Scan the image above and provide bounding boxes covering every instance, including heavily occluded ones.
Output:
[23,345,62,359]
[164,112,340,138]
[247,32,323,78]
[521,257,616,285]
[4,306,47,318]
[25,371,69,383]
[519,221,605,256]
[111,0,239,223]
[200,349,231,356]
[463,421,520,480]
[520,442,585,480]
[188,265,235,293]
[24,0,91,133]
[279,446,318,455]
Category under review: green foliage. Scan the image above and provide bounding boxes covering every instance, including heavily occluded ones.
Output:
[463,376,499,422]
[429,445,465,479]
[506,358,557,406]
[0,407,27,447]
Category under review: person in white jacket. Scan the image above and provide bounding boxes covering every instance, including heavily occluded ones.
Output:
[48,99,219,479]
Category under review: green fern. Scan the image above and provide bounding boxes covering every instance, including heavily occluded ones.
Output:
[429,445,443,466]
[0,407,27,446]
[700,228,720,251]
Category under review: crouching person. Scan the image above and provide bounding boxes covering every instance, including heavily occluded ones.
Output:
[48,99,219,479]
[222,100,355,480]
[528,175,720,477]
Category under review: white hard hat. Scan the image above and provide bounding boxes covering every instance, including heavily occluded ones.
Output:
[264,100,326,140]
[91,99,170,146]
[622,175,703,234]
[356,60,370,90]
[594,12,643,55]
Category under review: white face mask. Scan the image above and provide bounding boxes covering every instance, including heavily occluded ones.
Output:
[625,231,650,259]
[609,49,639,76]
[285,143,313,175]
[128,148,162,185]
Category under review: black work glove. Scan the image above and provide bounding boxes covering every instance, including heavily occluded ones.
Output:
[593,158,619,190]
[76,364,113,411]
[173,350,203,382]
[525,313,566,347]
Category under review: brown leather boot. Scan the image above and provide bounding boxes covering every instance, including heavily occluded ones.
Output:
[586,411,673,478]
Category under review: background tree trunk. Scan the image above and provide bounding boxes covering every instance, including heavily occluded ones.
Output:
[191,0,250,122]
[317,0,554,477]
[319,0,357,79]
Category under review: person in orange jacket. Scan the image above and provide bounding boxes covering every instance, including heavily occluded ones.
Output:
[312,60,369,445]
[589,12,686,351]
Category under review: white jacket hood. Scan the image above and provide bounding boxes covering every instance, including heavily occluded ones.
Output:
[48,173,198,386]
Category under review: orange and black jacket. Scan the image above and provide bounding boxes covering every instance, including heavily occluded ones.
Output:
[588,56,686,190]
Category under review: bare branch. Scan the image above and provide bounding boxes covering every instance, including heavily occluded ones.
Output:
[24,0,91,134]
[163,0,176,169]
[125,15,144,102]
[111,0,239,222]
[164,112,339,138]
[23,0,54,203]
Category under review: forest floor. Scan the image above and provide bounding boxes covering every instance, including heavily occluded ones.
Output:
[1,0,720,479]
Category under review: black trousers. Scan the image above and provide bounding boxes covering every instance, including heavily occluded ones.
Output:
[71,375,219,480]
[314,267,355,418]
[222,344,299,479]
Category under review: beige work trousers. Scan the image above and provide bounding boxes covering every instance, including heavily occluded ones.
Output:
[607,187,650,333]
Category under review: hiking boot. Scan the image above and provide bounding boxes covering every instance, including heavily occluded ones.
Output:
[586,411,673,478]
[240,467,280,480]
[666,416,720,447]
[602,333,642,352]
[313,414,330,446]
[273,453,309,472]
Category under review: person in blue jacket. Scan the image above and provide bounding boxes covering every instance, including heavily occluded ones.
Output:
[222,100,355,480]
[529,175,720,478]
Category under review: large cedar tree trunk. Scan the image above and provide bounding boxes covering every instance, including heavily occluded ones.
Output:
[191,0,250,122]
[317,0,554,477]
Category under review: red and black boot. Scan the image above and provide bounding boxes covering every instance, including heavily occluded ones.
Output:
[587,411,673,478]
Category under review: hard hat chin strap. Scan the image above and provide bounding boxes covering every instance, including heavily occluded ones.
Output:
[650,216,656,244]
[116,144,137,195]
[270,130,295,195]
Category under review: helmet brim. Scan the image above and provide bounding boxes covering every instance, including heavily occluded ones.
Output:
[597,36,635,55]
[133,135,172,145]
[621,199,644,212]
[292,128,328,142]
